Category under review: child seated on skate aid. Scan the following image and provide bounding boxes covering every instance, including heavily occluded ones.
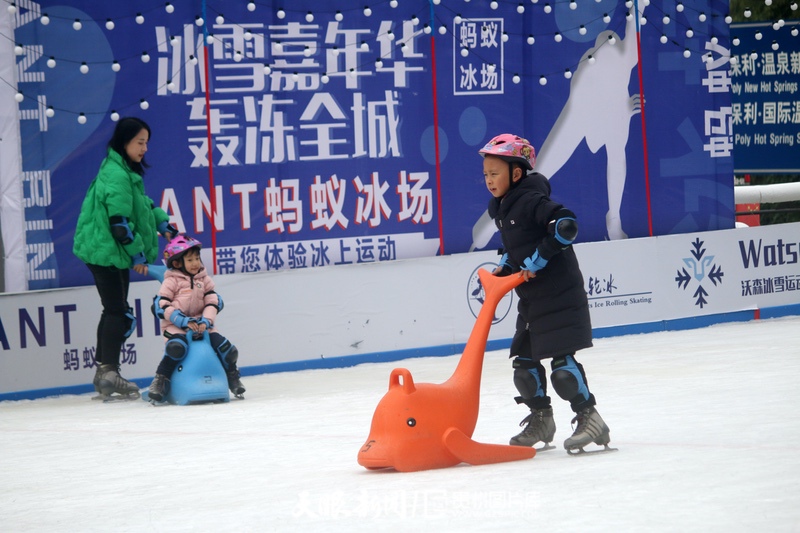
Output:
[147,234,245,402]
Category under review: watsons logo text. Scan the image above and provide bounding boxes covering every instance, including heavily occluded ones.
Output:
[739,239,799,269]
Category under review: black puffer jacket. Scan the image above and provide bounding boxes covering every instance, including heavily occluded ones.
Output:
[488,173,592,360]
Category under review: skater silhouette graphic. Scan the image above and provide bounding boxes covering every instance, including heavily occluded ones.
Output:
[470,4,645,250]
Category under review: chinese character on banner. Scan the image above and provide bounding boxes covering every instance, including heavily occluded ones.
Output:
[82,346,98,369]
[121,344,137,366]
[354,173,391,227]
[63,349,79,371]
[397,171,432,224]
[702,41,733,158]
[453,18,503,95]
[310,175,349,231]
[264,178,303,233]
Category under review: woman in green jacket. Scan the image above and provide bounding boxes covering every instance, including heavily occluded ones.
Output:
[74,117,176,400]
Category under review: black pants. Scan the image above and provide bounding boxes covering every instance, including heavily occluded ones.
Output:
[86,263,131,368]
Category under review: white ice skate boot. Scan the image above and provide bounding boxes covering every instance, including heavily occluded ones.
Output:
[509,407,556,450]
[564,406,615,454]
[92,366,103,393]
[92,364,140,401]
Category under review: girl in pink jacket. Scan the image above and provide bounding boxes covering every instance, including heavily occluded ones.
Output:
[147,235,245,401]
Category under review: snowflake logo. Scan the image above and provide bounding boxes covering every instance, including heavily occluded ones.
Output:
[675,238,724,308]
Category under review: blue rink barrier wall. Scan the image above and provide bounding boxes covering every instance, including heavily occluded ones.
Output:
[2,223,800,402]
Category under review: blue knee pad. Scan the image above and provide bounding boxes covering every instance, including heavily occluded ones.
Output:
[123,308,137,339]
[550,354,590,404]
[165,337,189,362]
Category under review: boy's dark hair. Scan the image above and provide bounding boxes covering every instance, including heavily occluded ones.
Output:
[107,117,151,175]
[509,161,527,174]
[507,160,528,189]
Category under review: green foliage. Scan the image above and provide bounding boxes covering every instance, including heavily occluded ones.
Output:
[746,175,800,225]
[729,1,796,22]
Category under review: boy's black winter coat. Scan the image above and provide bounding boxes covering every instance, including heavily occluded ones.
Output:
[488,172,593,360]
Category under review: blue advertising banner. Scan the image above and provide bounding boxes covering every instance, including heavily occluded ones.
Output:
[729,21,800,174]
[9,0,734,290]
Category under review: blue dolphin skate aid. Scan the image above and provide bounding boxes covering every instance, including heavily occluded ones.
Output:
[166,331,230,405]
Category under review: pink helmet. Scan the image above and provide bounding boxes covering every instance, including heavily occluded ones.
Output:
[478,134,536,171]
[163,234,202,264]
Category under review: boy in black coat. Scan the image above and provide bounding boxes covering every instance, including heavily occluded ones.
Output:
[480,133,612,454]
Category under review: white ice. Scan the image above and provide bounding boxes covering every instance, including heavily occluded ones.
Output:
[2,316,800,532]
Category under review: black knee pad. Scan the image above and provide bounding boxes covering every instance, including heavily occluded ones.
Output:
[165,337,188,361]
[551,369,581,401]
[550,355,593,409]
[512,357,549,409]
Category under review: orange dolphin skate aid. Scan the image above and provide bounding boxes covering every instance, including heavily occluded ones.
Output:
[357,269,536,472]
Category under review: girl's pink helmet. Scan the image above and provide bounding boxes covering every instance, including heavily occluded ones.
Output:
[478,134,536,171]
[163,234,202,263]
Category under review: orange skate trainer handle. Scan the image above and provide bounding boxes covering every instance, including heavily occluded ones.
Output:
[476,269,525,308]
[448,269,524,392]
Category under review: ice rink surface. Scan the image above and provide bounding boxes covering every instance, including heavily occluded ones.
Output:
[2,316,800,532]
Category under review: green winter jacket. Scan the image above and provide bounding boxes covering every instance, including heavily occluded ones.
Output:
[73,148,170,269]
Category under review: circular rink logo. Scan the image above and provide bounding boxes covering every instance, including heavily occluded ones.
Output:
[466,263,515,323]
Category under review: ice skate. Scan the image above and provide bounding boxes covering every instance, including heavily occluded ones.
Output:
[92,365,103,393]
[509,407,556,451]
[564,406,616,455]
[147,373,170,403]
[92,364,140,402]
[226,368,245,399]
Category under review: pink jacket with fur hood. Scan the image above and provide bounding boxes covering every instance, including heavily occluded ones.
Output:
[156,267,220,336]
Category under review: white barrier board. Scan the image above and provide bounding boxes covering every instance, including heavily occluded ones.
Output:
[2,223,799,398]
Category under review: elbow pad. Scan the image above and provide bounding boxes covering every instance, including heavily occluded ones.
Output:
[110,216,134,245]
[548,209,578,247]
[537,209,577,261]
[157,220,178,239]
[152,295,169,320]
[205,291,223,312]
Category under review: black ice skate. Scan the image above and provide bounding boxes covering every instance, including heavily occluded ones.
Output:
[91,364,141,402]
[147,373,170,403]
[226,368,245,399]
[564,406,617,455]
[509,407,556,451]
